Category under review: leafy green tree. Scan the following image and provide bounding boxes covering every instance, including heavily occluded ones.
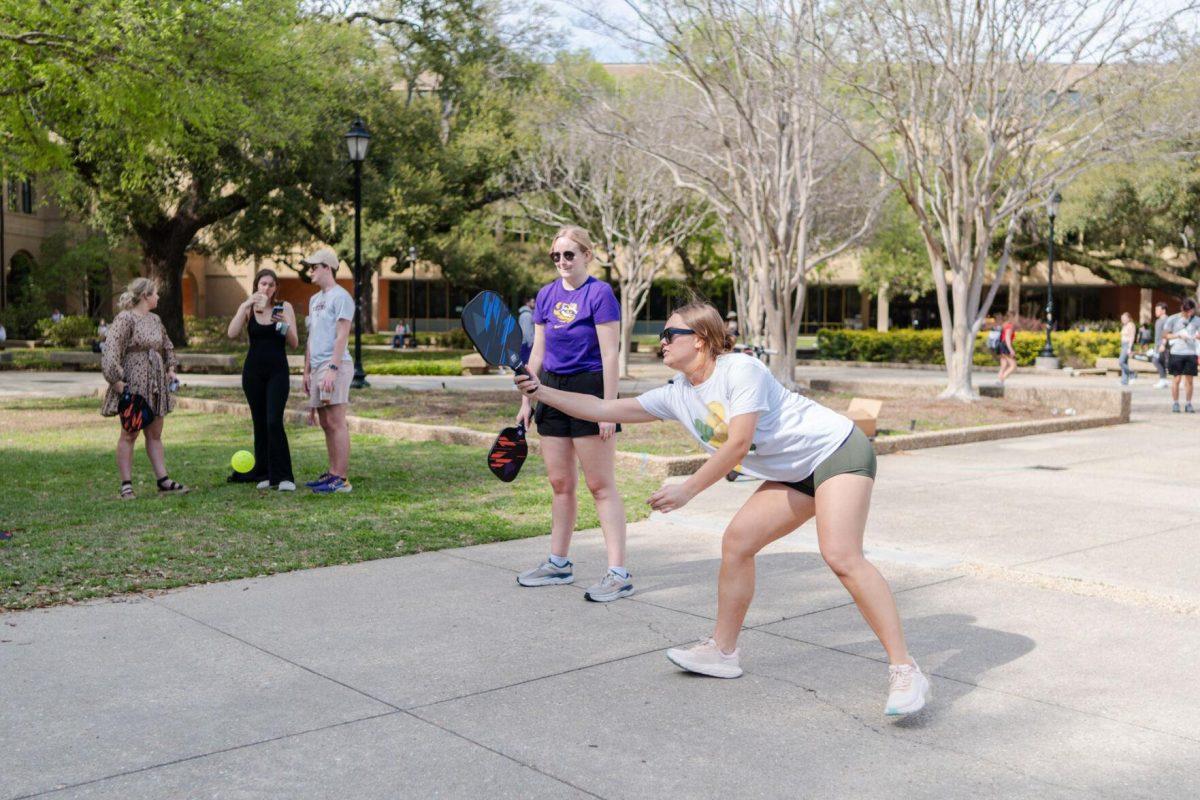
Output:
[858,193,933,309]
[227,0,544,331]
[1,0,365,343]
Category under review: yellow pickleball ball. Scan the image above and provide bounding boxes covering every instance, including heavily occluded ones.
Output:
[231,450,255,474]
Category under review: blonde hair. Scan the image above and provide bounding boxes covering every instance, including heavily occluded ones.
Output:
[550,225,595,257]
[673,301,736,356]
[118,277,157,311]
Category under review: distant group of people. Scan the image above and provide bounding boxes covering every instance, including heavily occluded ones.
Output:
[100,246,358,498]
[1116,300,1198,412]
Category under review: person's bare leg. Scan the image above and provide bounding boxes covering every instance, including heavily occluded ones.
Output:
[540,436,578,558]
[318,404,350,477]
[814,473,911,665]
[713,483,815,652]
[573,435,627,569]
[1185,375,1194,403]
[1172,375,1181,402]
[116,428,138,482]
[142,416,168,478]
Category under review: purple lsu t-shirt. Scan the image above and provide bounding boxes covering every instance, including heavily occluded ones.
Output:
[534,276,620,374]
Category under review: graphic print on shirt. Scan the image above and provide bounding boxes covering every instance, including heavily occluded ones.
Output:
[692,401,756,468]
[552,301,578,326]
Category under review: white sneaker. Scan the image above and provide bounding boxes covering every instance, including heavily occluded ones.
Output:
[885,662,930,717]
[256,480,271,489]
[666,637,743,678]
[1155,379,1169,389]
[277,481,296,492]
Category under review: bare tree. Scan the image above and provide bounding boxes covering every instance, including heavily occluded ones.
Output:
[576,0,884,383]
[517,102,709,376]
[830,0,1198,399]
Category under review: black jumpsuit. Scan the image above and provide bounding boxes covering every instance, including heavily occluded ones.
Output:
[242,315,294,485]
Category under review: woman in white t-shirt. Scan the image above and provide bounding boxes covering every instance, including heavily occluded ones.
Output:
[514,302,929,717]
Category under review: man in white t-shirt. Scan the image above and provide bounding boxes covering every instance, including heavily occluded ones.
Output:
[302,247,355,492]
[1162,298,1198,413]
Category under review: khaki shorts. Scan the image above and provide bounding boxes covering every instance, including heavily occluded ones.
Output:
[309,361,353,408]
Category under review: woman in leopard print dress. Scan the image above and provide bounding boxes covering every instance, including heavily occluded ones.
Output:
[102,278,189,499]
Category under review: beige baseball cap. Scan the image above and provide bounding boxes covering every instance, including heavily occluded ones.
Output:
[301,246,340,273]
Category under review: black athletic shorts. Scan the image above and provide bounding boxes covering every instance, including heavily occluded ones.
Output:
[1168,354,1198,377]
[535,370,622,438]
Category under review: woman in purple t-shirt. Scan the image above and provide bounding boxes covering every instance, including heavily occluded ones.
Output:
[514,225,632,602]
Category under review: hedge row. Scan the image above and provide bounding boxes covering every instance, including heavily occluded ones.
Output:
[816,328,1122,368]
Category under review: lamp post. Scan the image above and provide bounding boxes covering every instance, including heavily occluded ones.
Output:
[406,245,417,346]
[345,119,371,389]
[1038,190,1062,364]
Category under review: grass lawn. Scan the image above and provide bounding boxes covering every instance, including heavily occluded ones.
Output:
[0,398,661,611]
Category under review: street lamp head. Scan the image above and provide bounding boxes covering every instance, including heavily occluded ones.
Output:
[407,245,417,262]
[1047,190,1062,220]
[345,119,371,163]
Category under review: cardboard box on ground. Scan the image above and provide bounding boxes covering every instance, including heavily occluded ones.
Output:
[846,398,883,439]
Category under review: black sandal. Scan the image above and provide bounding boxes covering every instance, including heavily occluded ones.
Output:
[119,481,135,501]
[156,476,190,494]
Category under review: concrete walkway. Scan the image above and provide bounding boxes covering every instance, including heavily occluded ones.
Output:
[2,371,1199,798]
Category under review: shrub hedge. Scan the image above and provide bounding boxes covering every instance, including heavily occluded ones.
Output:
[37,315,97,347]
[816,328,1121,368]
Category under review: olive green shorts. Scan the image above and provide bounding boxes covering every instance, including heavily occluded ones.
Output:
[781,426,877,497]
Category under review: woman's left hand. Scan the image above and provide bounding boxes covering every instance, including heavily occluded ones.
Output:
[648,482,695,514]
[165,370,177,385]
[599,421,616,440]
[514,372,540,396]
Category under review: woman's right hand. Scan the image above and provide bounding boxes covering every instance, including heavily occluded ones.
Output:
[114,381,126,395]
[516,395,533,428]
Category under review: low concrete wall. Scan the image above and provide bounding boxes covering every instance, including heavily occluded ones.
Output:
[801,377,1129,422]
[49,351,238,373]
[873,415,1123,455]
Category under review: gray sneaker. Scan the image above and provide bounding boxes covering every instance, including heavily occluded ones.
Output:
[584,570,634,602]
[517,559,574,587]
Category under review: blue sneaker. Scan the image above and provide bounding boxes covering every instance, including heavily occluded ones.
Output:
[305,472,333,488]
[312,475,352,494]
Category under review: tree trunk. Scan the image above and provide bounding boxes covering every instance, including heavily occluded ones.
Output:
[764,279,802,387]
[618,288,647,379]
[143,244,189,347]
[1007,265,1021,316]
[876,284,890,332]
[938,282,978,402]
[361,265,378,335]
[618,311,633,378]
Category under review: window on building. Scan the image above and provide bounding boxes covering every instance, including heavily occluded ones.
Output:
[6,178,33,214]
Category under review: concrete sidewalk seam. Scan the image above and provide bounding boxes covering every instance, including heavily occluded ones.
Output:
[405,644,673,713]
[751,670,1095,798]
[1008,520,1200,569]
[755,626,1200,747]
[7,710,402,800]
[150,598,402,712]
[400,709,608,800]
[744,576,967,631]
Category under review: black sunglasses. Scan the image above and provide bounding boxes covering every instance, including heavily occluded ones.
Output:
[550,250,577,263]
[659,327,695,344]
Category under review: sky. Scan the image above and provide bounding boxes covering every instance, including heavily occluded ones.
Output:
[541,0,643,62]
